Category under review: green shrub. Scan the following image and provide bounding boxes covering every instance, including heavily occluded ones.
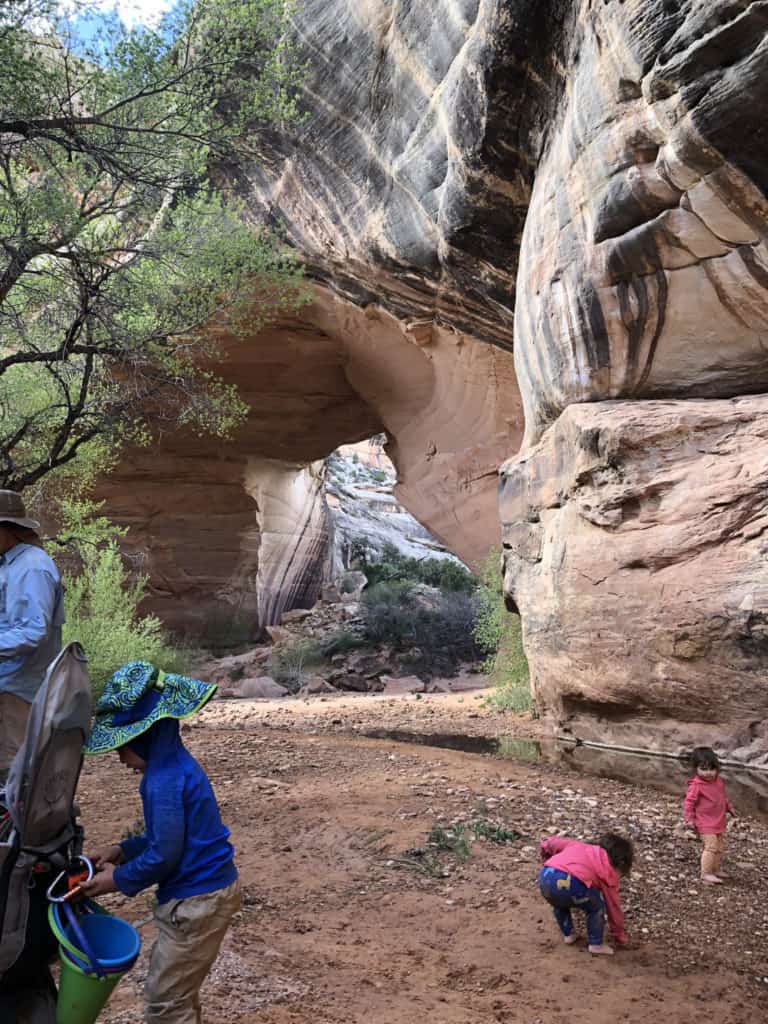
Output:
[426,823,470,861]
[362,583,482,677]
[473,549,531,712]
[194,607,255,652]
[320,630,366,657]
[361,582,417,647]
[355,543,476,593]
[269,638,325,692]
[63,542,189,699]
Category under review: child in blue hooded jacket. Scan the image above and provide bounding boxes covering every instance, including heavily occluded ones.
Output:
[81,663,239,1024]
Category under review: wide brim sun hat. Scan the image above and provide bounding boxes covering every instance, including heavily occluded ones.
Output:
[0,489,40,530]
[83,661,216,755]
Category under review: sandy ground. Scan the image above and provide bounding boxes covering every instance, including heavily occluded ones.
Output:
[198,686,541,739]
[76,692,768,1024]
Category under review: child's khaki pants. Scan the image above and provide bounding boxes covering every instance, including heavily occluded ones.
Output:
[700,832,726,877]
[144,879,241,1024]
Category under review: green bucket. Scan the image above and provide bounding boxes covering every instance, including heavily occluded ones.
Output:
[56,951,126,1024]
[47,900,140,1024]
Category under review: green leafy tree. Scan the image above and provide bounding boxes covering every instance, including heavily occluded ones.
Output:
[0,0,308,491]
[354,542,477,593]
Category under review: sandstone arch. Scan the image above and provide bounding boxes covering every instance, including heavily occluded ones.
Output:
[104,0,768,760]
[99,290,520,635]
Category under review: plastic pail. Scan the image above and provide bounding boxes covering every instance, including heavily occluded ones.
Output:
[49,902,141,970]
[47,902,141,1024]
[63,912,140,970]
[55,948,125,1024]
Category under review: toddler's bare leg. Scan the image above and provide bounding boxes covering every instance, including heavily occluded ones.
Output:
[700,835,722,881]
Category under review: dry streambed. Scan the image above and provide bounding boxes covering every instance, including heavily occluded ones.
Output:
[77,697,768,1024]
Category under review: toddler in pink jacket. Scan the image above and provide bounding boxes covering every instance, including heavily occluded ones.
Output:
[538,833,633,955]
[684,746,736,884]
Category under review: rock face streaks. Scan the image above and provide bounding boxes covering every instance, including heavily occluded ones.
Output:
[501,0,768,758]
[236,0,544,348]
[513,0,768,447]
[102,0,768,757]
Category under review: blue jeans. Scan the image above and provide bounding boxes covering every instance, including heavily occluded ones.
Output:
[539,866,606,945]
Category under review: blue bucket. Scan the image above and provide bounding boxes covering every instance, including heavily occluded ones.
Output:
[49,902,141,973]
[62,917,140,970]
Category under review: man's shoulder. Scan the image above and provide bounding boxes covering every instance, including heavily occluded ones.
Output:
[11,544,59,576]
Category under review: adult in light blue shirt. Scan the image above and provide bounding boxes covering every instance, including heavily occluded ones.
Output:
[0,490,64,779]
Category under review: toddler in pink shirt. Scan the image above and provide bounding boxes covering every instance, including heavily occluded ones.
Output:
[683,746,736,884]
[538,832,633,955]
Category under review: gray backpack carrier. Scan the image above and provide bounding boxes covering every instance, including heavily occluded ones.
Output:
[0,643,91,1021]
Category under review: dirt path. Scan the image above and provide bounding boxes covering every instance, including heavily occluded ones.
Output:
[77,695,768,1024]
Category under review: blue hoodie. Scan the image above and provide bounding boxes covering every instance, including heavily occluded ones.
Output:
[113,718,237,904]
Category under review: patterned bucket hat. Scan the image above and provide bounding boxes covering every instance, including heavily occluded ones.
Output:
[83,661,216,755]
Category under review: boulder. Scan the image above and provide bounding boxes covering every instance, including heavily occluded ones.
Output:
[338,570,368,603]
[280,608,313,625]
[196,647,271,685]
[297,674,336,695]
[381,676,425,696]
[233,677,290,700]
[344,653,390,679]
[264,625,293,645]
[501,397,768,759]
[333,673,371,693]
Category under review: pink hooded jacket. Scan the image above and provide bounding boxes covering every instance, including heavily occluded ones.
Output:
[539,836,626,944]
[684,775,732,834]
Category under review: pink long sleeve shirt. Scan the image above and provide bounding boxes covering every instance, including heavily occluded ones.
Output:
[683,775,732,834]
[539,836,627,944]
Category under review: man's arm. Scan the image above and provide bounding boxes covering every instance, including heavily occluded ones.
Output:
[0,568,59,658]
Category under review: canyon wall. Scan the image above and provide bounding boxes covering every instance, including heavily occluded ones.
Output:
[498,0,768,759]
[105,0,768,757]
[102,291,520,635]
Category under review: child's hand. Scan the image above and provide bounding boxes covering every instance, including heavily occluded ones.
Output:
[80,864,118,898]
[88,844,123,868]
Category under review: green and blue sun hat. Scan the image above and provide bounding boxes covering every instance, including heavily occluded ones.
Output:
[83,661,216,755]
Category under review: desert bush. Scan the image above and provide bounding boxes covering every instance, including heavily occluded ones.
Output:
[320,630,366,657]
[362,584,482,678]
[361,582,417,647]
[355,543,476,593]
[63,542,189,699]
[473,549,531,711]
[269,639,325,692]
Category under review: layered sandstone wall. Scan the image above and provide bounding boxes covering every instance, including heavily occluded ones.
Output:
[499,0,768,758]
[103,0,768,758]
[501,397,768,761]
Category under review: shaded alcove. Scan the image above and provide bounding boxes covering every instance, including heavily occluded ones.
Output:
[96,286,523,641]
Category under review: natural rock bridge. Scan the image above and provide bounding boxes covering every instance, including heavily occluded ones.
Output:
[101,0,768,762]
